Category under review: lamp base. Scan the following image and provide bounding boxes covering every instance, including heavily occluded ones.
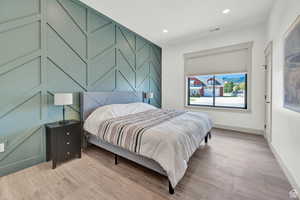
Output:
[59,105,70,125]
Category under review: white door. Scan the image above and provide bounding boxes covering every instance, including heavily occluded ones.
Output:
[264,42,273,142]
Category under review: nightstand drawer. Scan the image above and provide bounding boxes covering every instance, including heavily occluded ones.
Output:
[59,130,76,143]
[63,151,72,160]
[57,131,81,160]
[58,125,81,143]
[65,124,81,135]
[58,146,76,161]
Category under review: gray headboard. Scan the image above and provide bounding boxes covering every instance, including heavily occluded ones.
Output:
[80,92,144,121]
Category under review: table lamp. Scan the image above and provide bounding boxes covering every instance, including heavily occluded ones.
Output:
[146,92,154,104]
[54,93,73,124]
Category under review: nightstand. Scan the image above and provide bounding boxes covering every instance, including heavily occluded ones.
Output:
[45,120,82,169]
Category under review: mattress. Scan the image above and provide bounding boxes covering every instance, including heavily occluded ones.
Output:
[83,103,213,188]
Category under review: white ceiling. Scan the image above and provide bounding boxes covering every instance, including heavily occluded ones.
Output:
[79,0,274,46]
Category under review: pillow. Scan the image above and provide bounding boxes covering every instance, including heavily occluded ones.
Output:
[83,103,157,134]
[111,102,157,117]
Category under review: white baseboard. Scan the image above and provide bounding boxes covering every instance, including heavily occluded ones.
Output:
[213,124,264,135]
[268,142,300,196]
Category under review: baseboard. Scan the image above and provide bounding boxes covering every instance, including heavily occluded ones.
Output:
[213,124,264,135]
[268,142,300,195]
[0,155,44,177]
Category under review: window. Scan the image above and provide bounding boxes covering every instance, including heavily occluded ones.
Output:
[187,73,247,109]
[184,42,252,110]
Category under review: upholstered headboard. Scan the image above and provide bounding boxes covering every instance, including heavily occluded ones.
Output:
[80,92,144,121]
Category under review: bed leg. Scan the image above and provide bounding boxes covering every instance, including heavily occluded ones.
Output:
[169,181,175,194]
[82,132,90,151]
[208,131,212,139]
[205,131,212,144]
[114,154,118,165]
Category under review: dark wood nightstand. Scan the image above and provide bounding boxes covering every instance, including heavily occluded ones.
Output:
[45,120,82,169]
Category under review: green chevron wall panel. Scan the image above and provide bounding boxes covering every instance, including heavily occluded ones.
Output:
[0,0,161,176]
[90,70,116,92]
[0,0,40,24]
[47,0,87,59]
[117,27,136,69]
[58,0,87,31]
[47,26,87,88]
[89,23,115,59]
[0,22,41,67]
[89,49,116,86]
[88,11,111,33]
[0,58,41,110]
[136,63,150,89]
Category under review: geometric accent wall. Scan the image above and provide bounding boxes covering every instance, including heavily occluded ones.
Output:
[0,0,161,176]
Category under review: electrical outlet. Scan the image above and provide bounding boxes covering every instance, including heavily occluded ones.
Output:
[0,143,4,153]
[289,189,299,199]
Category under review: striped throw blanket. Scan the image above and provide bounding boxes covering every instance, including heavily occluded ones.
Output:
[97,109,186,153]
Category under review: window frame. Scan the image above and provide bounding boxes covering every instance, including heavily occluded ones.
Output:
[186,72,248,110]
[184,42,253,112]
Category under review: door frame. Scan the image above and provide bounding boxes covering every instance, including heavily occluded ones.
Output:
[264,41,273,142]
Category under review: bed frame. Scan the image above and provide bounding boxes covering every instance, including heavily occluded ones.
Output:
[80,91,211,194]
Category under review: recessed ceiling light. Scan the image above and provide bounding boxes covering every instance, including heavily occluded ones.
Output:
[222,9,231,14]
[210,27,221,32]
[163,29,168,33]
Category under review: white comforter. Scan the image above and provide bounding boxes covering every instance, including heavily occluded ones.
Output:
[84,103,213,188]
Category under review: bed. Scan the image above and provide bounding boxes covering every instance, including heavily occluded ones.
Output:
[81,91,213,194]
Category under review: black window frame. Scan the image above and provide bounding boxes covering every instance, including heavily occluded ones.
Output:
[187,73,248,109]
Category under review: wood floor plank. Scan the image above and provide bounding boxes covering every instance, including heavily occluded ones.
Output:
[0,129,292,200]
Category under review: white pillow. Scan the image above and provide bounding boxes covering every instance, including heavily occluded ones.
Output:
[111,102,157,117]
[83,103,157,135]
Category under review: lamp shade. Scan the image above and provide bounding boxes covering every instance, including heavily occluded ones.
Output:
[146,92,154,99]
[54,93,73,106]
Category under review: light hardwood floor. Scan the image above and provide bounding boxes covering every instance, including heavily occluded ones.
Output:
[0,129,292,200]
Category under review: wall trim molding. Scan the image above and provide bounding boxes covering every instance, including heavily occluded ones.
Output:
[213,123,264,135]
[268,142,300,195]
[0,0,161,177]
[0,127,42,162]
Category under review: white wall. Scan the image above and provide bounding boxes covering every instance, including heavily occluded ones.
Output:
[162,0,300,192]
[162,24,266,133]
[267,0,300,192]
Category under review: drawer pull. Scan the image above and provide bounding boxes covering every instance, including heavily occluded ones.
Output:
[66,142,70,145]
[66,132,70,136]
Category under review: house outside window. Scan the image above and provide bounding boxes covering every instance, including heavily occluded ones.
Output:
[187,73,247,109]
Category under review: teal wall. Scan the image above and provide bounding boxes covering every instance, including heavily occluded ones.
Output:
[0,0,161,176]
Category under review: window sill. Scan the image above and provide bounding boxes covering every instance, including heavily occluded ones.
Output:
[184,105,251,113]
